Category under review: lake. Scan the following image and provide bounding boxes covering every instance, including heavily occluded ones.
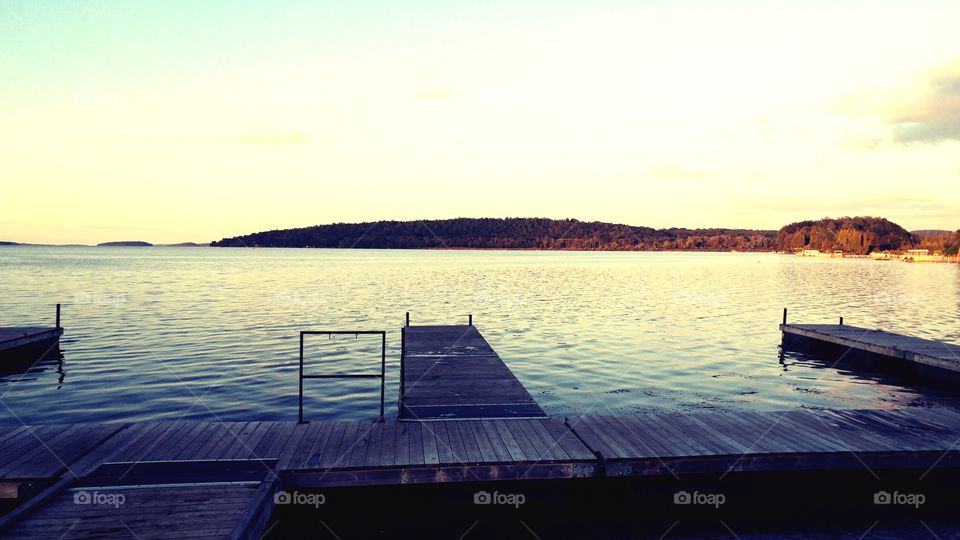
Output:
[1,246,958,425]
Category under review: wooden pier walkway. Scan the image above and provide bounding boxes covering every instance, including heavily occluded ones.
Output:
[4,407,960,537]
[781,323,960,373]
[399,324,546,420]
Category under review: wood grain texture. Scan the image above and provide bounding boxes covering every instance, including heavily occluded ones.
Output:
[567,408,960,477]
[400,325,546,419]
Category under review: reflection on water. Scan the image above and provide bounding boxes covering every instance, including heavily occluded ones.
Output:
[0,247,958,424]
[0,346,65,388]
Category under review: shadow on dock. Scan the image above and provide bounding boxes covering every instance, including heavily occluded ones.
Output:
[269,468,960,539]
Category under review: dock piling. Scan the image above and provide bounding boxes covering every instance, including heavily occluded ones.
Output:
[55,304,60,329]
[782,307,787,325]
[839,316,844,326]
[405,312,410,327]
[468,313,472,326]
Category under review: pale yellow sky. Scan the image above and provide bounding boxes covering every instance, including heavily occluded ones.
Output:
[2,1,959,244]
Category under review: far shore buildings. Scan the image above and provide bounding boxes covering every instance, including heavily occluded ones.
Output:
[800,248,958,263]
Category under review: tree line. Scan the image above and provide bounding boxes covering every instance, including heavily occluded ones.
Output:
[212,218,778,251]
[213,216,958,255]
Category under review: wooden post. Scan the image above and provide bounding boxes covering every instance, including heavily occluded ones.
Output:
[782,308,787,325]
[55,304,61,329]
[839,317,844,326]
[405,312,410,327]
[399,326,406,412]
[468,314,473,326]
[298,332,304,424]
[379,331,386,422]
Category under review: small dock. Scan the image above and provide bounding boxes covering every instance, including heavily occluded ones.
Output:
[781,321,960,373]
[0,305,63,363]
[0,328,62,360]
[399,322,546,420]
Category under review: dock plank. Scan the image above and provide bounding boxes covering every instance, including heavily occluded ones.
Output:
[347,422,374,467]
[0,484,260,540]
[362,422,384,468]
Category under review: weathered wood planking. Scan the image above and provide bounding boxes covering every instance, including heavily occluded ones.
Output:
[4,406,960,536]
[567,407,960,477]
[0,423,125,481]
[400,325,546,419]
[781,323,960,372]
[284,417,597,488]
[0,484,261,540]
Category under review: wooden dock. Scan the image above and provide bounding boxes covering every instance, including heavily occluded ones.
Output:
[399,324,546,420]
[5,319,960,536]
[0,408,960,539]
[0,328,63,362]
[4,408,960,537]
[567,407,960,476]
[0,304,64,363]
[781,322,960,373]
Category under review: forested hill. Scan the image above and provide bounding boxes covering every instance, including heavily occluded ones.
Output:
[774,217,918,255]
[212,218,777,251]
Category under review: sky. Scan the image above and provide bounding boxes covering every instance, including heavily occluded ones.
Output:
[2,0,959,244]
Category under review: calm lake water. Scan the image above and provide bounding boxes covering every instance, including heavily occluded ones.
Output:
[1,246,958,425]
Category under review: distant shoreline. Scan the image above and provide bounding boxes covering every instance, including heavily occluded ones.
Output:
[210,216,956,255]
[1,243,772,253]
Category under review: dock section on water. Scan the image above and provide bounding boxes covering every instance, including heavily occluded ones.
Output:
[0,305,63,363]
[781,319,960,373]
[399,321,546,420]
[6,317,960,537]
[0,328,63,363]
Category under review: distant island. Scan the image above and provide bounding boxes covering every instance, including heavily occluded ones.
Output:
[96,241,209,247]
[212,217,959,255]
[97,241,153,247]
